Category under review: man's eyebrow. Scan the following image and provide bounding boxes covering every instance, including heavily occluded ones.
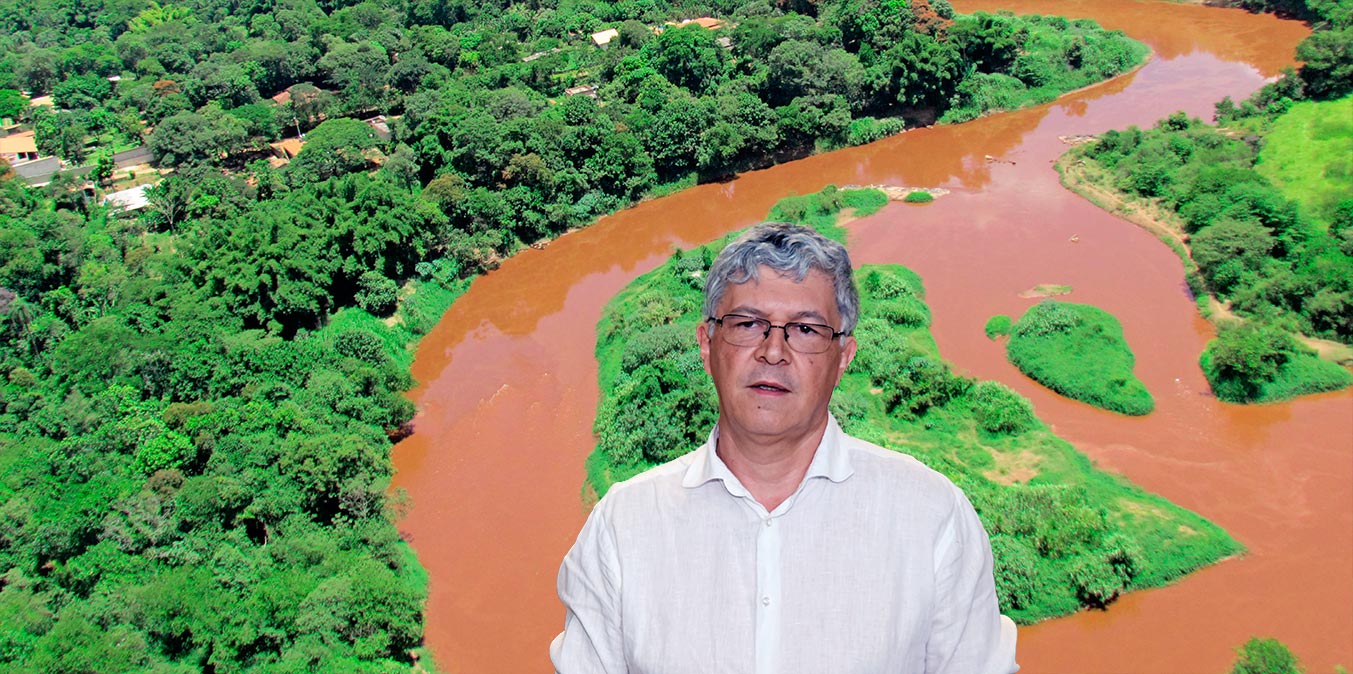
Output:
[726,306,830,323]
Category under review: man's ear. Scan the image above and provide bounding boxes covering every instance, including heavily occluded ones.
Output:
[835,335,857,384]
[697,320,715,376]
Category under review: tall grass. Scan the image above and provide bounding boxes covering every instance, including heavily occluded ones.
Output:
[1254,96,1353,230]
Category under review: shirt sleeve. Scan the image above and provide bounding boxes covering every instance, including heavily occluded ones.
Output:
[925,487,1020,674]
[550,499,628,674]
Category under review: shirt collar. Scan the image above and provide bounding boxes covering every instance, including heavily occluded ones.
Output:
[681,415,855,493]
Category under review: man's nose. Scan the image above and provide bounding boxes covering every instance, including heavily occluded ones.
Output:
[756,325,791,362]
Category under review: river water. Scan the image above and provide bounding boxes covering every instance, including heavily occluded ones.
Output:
[390,3,1351,672]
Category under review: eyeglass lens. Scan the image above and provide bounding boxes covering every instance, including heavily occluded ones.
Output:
[717,314,835,354]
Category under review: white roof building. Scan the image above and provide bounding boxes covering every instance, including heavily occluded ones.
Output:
[104,183,152,212]
[591,28,619,48]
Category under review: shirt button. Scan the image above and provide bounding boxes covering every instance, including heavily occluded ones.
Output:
[764,518,772,527]
[761,596,770,607]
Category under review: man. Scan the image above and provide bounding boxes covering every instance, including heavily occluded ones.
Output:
[552,222,1018,673]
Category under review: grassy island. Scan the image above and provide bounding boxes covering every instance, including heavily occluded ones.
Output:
[589,187,1239,624]
[1004,300,1155,416]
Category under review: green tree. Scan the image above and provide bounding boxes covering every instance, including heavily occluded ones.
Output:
[285,118,378,184]
[1295,27,1352,100]
[184,60,261,109]
[641,24,728,95]
[1202,322,1301,401]
[0,88,30,120]
[866,32,964,113]
[90,150,115,186]
[149,108,248,167]
[764,40,865,107]
[1231,637,1303,674]
[951,12,1029,74]
[317,41,391,113]
[1190,218,1275,293]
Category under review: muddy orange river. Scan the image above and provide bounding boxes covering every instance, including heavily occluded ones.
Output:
[390,3,1352,672]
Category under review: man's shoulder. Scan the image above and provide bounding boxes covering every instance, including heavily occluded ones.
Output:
[840,432,966,504]
[593,449,700,511]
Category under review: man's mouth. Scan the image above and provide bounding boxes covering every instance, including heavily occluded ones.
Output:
[750,381,791,393]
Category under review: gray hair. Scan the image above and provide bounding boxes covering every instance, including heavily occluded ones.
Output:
[703,222,859,335]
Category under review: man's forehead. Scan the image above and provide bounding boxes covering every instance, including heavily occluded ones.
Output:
[717,268,838,317]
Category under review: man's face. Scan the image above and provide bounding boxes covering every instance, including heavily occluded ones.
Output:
[697,266,857,446]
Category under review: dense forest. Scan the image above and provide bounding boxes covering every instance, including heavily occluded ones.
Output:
[0,0,1162,667]
[1055,0,1353,403]
[589,188,1241,625]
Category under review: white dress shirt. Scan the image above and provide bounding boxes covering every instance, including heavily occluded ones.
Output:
[551,416,1019,674]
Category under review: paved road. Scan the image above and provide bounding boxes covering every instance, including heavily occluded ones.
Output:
[12,156,60,183]
[14,145,151,185]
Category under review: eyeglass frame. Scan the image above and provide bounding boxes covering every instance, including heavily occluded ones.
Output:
[706,313,849,354]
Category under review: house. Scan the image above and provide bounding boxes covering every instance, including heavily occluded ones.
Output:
[363,115,392,142]
[0,130,39,164]
[590,28,619,48]
[269,84,329,107]
[563,84,598,98]
[104,183,152,212]
[659,17,726,33]
[270,138,306,161]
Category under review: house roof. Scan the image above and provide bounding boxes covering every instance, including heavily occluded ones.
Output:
[270,138,306,158]
[690,17,724,29]
[591,28,619,46]
[104,183,152,211]
[0,131,38,155]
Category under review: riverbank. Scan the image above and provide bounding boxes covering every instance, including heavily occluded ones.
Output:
[1055,131,1353,403]
[388,3,1350,669]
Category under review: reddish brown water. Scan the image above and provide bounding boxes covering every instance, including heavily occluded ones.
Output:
[390,4,1351,672]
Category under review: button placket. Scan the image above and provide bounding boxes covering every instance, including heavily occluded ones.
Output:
[754,511,781,674]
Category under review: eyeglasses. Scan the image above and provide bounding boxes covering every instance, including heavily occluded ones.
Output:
[709,313,846,354]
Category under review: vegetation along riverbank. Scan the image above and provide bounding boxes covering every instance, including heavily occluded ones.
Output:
[1053,0,1353,404]
[590,186,1241,625]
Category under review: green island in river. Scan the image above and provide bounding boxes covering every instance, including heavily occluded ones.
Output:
[589,187,1241,625]
[995,300,1155,416]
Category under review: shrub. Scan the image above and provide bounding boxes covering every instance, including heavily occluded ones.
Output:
[904,191,935,203]
[990,534,1039,611]
[861,267,925,300]
[1011,300,1082,337]
[1230,637,1303,674]
[845,116,908,146]
[620,322,696,372]
[971,381,1036,434]
[355,272,399,316]
[985,315,1012,339]
[874,295,931,328]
